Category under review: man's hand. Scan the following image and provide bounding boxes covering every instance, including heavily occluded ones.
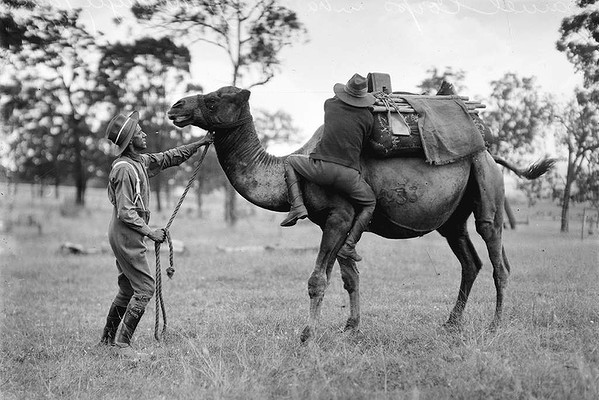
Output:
[195,133,214,149]
[147,228,166,243]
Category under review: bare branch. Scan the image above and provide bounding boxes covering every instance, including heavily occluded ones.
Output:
[247,73,274,89]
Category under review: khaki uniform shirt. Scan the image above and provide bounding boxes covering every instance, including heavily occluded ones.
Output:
[107,143,198,236]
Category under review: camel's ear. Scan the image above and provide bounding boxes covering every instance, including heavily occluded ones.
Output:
[235,89,251,104]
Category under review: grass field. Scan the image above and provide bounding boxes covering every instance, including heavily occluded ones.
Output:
[1,185,598,399]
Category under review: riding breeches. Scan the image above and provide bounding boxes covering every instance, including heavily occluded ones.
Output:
[286,154,376,208]
[108,209,155,316]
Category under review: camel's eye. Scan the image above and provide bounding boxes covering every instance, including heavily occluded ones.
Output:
[206,98,217,111]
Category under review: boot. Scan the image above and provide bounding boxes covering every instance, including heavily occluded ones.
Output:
[115,308,144,346]
[280,162,308,227]
[114,308,149,361]
[338,206,374,262]
[99,303,127,346]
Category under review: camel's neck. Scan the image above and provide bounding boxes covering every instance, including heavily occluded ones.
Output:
[213,120,289,212]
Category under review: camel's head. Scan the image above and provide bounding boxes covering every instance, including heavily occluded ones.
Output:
[168,86,251,131]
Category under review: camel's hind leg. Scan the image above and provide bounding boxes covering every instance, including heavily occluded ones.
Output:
[472,151,511,331]
[300,207,353,342]
[438,199,483,331]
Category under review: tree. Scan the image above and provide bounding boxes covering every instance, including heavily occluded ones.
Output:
[0,79,63,193]
[483,73,552,163]
[417,66,466,95]
[481,73,556,228]
[557,1,599,231]
[557,0,599,93]
[254,109,301,150]
[131,0,308,225]
[575,148,599,209]
[97,37,193,211]
[553,88,599,232]
[0,5,104,205]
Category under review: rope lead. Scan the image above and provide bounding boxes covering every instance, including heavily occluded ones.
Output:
[154,138,212,341]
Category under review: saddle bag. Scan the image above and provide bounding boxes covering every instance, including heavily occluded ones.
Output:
[368,113,424,158]
[367,111,491,159]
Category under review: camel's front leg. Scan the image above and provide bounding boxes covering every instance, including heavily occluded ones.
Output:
[300,210,352,342]
[338,257,360,331]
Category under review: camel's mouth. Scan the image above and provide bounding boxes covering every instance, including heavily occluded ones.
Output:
[168,113,192,128]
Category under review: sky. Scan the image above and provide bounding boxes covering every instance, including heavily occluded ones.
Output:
[55,0,583,153]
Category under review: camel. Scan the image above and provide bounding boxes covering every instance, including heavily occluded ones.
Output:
[167,86,554,342]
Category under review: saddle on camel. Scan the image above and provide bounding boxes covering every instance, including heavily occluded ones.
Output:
[365,73,490,161]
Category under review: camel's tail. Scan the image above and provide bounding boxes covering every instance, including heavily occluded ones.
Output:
[493,156,557,180]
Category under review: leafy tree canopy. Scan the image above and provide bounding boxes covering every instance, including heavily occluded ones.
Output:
[0,4,106,203]
[130,0,308,87]
[483,73,552,162]
[557,0,599,91]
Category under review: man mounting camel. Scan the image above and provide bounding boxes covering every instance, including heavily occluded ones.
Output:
[280,73,376,262]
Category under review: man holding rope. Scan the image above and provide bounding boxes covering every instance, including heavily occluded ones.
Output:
[100,110,211,359]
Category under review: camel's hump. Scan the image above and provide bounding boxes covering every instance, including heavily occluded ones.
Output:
[293,125,324,155]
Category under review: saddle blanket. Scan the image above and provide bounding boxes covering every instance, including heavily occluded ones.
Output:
[368,96,487,165]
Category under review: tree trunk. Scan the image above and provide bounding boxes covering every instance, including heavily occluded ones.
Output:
[224,183,237,226]
[560,153,575,233]
[196,177,204,218]
[504,198,516,229]
[154,175,162,212]
[75,179,86,205]
[72,119,86,206]
[165,179,172,208]
[560,182,572,233]
[74,159,86,205]
[152,127,164,212]
[54,153,61,199]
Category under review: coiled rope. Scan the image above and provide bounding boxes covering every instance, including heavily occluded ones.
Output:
[154,136,212,341]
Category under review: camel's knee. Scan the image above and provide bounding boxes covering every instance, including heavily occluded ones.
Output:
[493,265,510,284]
[475,220,500,240]
[340,269,358,293]
[307,273,327,298]
[342,277,357,294]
